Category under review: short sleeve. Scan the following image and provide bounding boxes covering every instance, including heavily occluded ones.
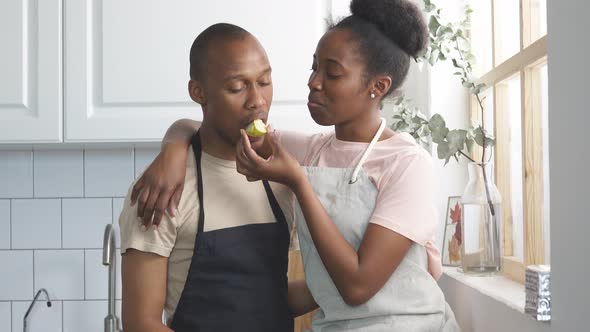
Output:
[118,183,179,258]
[369,150,438,248]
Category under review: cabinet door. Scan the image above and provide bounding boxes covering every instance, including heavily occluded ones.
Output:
[65,0,328,143]
[0,0,62,143]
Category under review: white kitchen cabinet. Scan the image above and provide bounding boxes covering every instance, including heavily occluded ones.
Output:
[64,0,329,143]
[0,0,63,143]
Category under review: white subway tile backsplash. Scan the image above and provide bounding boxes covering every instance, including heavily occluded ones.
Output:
[11,199,61,249]
[34,150,84,198]
[63,300,110,332]
[34,250,84,300]
[0,302,11,331]
[84,149,134,197]
[84,249,122,300]
[0,150,33,198]
[113,198,125,226]
[12,300,62,332]
[134,148,160,178]
[0,200,10,249]
[62,198,111,249]
[0,147,154,330]
[0,251,33,300]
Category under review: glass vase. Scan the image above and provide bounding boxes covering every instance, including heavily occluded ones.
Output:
[460,162,503,275]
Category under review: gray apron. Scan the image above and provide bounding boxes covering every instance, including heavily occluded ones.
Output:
[296,119,459,331]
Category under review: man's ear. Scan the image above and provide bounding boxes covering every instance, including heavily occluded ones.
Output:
[370,75,393,99]
[188,79,207,105]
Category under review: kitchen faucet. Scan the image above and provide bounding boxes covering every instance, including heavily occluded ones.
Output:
[103,223,121,332]
[23,288,51,332]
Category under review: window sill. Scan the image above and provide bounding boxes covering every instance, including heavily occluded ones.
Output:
[442,266,525,313]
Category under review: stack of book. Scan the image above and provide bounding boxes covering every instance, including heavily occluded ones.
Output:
[525,265,551,321]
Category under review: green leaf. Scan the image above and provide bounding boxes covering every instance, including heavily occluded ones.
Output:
[474,126,494,148]
[437,141,450,159]
[429,114,446,129]
[429,16,441,35]
[474,126,484,146]
[432,128,448,144]
[470,82,487,95]
[447,129,467,152]
[465,137,475,153]
[439,26,453,37]
[416,124,431,138]
[452,59,467,69]
[393,121,409,132]
[429,49,440,66]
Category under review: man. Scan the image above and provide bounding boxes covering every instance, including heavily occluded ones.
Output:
[119,23,298,331]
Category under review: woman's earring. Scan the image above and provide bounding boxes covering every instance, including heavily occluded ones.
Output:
[370,92,376,99]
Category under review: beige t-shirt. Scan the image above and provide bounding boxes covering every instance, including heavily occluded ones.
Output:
[119,148,296,323]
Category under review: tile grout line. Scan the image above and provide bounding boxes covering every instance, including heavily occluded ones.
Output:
[0,248,104,252]
[32,250,35,298]
[8,299,108,303]
[61,298,64,330]
[61,199,64,248]
[9,200,12,249]
[83,150,86,198]
[31,149,35,198]
[0,196,126,200]
[83,249,86,300]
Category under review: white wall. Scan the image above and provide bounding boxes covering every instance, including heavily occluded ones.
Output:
[547,0,590,330]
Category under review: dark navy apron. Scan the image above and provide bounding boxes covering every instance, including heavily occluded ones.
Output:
[170,132,294,332]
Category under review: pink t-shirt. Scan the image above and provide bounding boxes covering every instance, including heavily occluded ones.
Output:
[277,130,442,279]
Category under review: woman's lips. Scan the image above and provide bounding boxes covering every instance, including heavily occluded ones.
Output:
[307,101,324,108]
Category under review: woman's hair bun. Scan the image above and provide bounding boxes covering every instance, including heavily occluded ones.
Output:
[350,0,429,57]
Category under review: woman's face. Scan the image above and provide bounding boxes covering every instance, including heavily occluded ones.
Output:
[307,28,373,126]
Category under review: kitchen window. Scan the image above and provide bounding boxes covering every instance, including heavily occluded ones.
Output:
[469,0,548,283]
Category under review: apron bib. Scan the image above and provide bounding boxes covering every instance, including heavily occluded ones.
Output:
[171,132,294,332]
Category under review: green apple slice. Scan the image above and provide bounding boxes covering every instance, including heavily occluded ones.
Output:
[245,119,267,137]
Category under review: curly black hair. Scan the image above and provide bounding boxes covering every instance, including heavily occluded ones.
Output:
[189,23,250,80]
[333,0,429,97]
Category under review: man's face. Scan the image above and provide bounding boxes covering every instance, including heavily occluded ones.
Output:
[191,35,272,150]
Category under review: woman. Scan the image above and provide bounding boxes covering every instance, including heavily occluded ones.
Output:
[133,0,458,330]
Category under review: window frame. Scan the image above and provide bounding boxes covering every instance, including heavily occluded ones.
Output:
[469,0,548,283]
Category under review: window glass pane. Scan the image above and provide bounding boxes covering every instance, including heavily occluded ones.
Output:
[539,63,550,263]
[470,0,493,76]
[494,0,521,65]
[496,74,524,261]
[525,0,547,46]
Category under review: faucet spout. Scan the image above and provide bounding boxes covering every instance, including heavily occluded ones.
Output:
[103,224,120,332]
[23,288,52,332]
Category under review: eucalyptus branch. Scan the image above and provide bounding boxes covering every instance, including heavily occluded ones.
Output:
[459,150,476,163]
[390,0,497,216]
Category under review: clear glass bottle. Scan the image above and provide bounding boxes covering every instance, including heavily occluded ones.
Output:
[460,162,503,275]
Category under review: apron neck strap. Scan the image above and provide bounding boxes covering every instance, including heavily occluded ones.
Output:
[191,131,206,234]
[349,117,386,184]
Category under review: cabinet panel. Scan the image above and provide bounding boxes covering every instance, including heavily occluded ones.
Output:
[65,0,328,142]
[0,0,62,143]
